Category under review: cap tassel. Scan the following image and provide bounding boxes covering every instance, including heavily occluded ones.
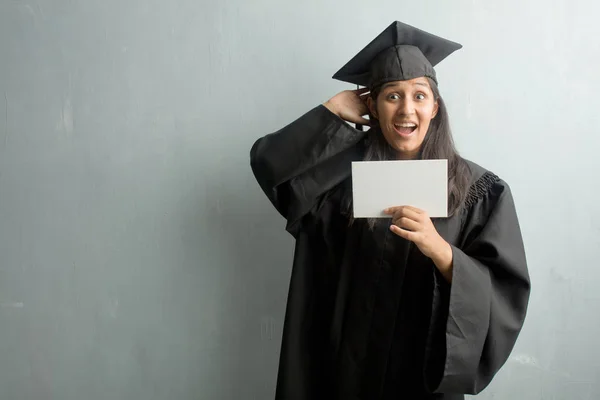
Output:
[356,85,364,131]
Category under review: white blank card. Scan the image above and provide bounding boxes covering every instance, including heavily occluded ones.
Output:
[351,159,448,218]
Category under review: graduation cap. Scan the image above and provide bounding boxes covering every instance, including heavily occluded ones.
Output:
[332,21,462,89]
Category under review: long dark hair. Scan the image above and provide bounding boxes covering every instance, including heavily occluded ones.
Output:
[351,77,471,228]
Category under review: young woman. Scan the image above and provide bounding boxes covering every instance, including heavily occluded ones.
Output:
[250,21,531,400]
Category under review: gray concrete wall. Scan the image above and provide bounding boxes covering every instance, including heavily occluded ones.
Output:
[0,0,597,398]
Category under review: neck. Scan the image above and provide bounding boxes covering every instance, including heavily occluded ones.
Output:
[396,149,419,160]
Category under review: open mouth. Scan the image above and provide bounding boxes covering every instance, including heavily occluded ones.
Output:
[393,123,417,136]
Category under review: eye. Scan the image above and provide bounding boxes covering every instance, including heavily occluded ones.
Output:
[387,93,400,100]
[415,93,426,100]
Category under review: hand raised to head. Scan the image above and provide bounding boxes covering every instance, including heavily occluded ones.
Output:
[324,87,371,126]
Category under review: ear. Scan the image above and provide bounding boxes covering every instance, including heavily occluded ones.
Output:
[367,97,378,119]
[431,100,439,120]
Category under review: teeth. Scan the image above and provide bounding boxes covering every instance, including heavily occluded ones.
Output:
[395,123,416,128]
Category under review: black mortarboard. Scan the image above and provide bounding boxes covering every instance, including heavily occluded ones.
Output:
[332,21,462,89]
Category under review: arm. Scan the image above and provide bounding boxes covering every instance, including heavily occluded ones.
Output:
[424,180,531,394]
[250,92,369,236]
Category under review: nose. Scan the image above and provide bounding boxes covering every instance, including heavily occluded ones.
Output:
[398,98,415,115]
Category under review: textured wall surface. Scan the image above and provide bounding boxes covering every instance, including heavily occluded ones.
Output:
[0,0,598,398]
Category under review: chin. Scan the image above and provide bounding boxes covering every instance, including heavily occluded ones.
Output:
[381,130,423,158]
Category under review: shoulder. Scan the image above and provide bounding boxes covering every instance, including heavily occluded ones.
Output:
[462,158,512,210]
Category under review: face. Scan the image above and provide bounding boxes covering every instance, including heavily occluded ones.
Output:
[368,77,439,159]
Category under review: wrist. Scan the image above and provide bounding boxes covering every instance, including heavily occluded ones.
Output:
[431,240,453,282]
[323,100,339,117]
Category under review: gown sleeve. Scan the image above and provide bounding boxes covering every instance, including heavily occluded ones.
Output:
[424,173,531,395]
[250,105,365,236]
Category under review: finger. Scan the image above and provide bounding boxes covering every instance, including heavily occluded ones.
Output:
[384,206,418,218]
[392,216,420,232]
[354,100,369,114]
[390,225,416,241]
[399,207,422,222]
[383,206,401,215]
[356,101,369,112]
[355,106,371,120]
[385,207,423,228]
[402,205,425,215]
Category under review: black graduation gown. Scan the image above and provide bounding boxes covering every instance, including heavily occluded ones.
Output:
[249,105,531,400]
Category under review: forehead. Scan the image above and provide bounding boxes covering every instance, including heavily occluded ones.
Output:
[380,77,431,91]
